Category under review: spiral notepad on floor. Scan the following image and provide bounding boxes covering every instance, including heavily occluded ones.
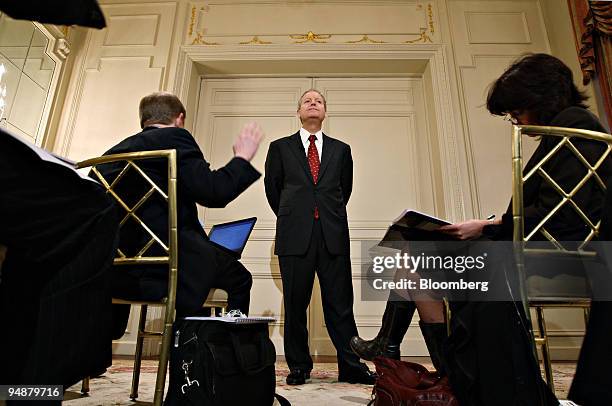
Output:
[183,315,276,324]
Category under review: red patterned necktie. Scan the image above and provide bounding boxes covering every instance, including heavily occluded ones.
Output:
[308,134,320,219]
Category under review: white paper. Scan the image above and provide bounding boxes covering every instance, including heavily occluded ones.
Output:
[3,128,98,183]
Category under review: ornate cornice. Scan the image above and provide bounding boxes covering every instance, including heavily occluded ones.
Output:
[240,36,272,45]
[290,31,331,44]
[185,1,437,46]
[404,29,433,44]
[191,32,220,46]
[54,38,71,60]
[346,35,386,44]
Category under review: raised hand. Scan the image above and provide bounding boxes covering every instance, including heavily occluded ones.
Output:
[233,122,264,162]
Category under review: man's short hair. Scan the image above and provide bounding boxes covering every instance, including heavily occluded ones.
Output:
[297,88,327,111]
[139,92,186,128]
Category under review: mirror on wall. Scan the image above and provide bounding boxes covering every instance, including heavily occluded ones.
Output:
[0,13,62,145]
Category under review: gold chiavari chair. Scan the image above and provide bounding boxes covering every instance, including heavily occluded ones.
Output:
[511,125,612,392]
[76,150,178,406]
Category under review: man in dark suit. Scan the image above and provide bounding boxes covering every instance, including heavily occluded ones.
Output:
[100,92,263,334]
[264,89,375,385]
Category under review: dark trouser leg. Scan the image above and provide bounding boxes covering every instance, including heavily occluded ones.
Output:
[279,248,317,372]
[111,304,131,340]
[172,231,253,317]
[212,255,253,315]
[313,221,362,372]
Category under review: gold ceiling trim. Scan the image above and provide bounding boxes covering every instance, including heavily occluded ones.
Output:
[191,32,220,45]
[239,36,272,45]
[290,31,331,44]
[187,3,435,46]
[404,29,433,44]
[189,6,196,36]
[346,35,386,44]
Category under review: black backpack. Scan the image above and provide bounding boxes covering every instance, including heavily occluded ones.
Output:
[164,318,289,406]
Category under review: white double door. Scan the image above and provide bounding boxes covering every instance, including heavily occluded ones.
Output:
[194,76,436,356]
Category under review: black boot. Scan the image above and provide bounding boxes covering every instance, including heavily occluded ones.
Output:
[350,300,415,360]
[419,321,448,375]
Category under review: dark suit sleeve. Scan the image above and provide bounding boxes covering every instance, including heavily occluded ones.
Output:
[173,129,261,208]
[264,141,283,215]
[341,144,353,205]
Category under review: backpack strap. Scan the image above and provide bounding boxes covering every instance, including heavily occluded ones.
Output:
[274,393,291,406]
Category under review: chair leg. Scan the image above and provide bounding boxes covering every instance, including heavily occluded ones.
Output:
[81,377,90,395]
[443,297,451,336]
[535,306,554,392]
[130,305,148,400]
[153,308,174,406]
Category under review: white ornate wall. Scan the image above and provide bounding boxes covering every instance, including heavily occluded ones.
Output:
[49,0,595,359]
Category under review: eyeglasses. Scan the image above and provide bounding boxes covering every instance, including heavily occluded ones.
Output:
[502,113,518,124]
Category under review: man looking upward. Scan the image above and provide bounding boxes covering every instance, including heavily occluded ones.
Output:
[264,89,375,385]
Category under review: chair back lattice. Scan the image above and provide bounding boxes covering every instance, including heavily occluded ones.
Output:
[512,125,612,252]
[77,150,178,268]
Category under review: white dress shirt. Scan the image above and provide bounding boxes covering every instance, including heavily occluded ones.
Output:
[299,128,323,160]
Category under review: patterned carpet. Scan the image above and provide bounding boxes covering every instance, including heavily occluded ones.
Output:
[64,359,577,405]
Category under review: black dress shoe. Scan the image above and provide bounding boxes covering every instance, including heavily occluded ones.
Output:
[338,366,377,385]
[286,368,310,385]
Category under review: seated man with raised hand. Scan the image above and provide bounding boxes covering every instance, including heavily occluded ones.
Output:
[99,92,264,336]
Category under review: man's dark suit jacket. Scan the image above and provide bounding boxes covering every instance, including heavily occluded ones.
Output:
[99,126,260,313]
[264,132,352,256]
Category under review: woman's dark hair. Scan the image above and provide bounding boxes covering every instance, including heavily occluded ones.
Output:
[486,53,588,125]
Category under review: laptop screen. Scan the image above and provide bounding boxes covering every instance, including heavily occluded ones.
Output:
[208,217,257,254]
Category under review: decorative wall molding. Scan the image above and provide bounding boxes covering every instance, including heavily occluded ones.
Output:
[239,36,272,45]
[447,0,549,218]
[404,29,433,44]
[346,34,386,44]
[185,1,438,46]
[53,38,71,60]
[290,31,331,44]
[465,11,531,44]
[174,44,466,222]
[55,2,178,159]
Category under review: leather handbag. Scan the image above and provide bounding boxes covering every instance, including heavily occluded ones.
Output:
[369,357,459,406]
